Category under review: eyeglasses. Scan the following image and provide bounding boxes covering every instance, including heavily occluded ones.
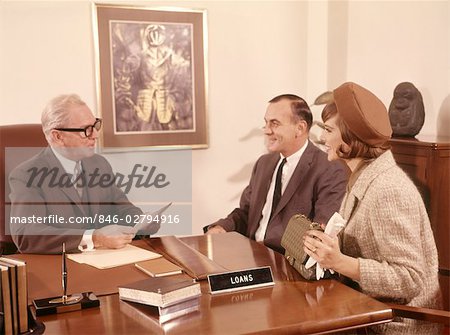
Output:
[55,118,102,138]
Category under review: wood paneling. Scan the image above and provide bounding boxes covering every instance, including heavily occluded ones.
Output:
[390,135,450,311]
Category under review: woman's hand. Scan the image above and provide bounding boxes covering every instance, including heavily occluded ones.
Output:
[303,229,360,281]
[303,230,341,270]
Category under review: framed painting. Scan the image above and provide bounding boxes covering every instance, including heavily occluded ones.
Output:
[93,4,208,150]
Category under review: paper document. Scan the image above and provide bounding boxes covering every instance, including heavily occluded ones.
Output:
[68,244,162,269]
[134,202,173,232]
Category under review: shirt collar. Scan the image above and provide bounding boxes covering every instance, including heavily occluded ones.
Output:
[50,147,78,174]
[280,140,309,166]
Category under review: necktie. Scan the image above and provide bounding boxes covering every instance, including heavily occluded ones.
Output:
[269,158,287,220]
[72,161,83,197]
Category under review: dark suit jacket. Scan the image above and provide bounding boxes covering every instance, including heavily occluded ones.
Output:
[8,147,142,254]
[211,141,348,253]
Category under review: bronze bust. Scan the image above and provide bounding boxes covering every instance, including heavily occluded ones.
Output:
[388,82,425,137]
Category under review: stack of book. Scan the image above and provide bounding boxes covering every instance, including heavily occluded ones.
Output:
[118,276,201,323]
[0,257,28,335]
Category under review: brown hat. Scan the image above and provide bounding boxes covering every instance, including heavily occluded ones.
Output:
[333,82,392,146]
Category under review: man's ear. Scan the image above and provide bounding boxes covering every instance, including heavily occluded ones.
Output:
[296,120,308,136]
[50,129,63,145]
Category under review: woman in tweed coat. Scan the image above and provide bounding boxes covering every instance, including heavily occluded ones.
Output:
[303,82,442,334]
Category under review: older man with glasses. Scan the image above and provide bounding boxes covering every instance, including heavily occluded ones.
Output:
[8,94,144,254]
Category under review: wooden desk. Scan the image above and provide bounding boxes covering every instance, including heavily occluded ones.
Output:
[13,233,392,334]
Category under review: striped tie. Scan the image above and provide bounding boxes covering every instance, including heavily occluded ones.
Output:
[72,161,83,197]
[269,158,287,220]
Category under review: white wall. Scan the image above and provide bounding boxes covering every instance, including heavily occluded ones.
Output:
[344,0,449,137]
[1,1,448,235]
[0,1,96,119]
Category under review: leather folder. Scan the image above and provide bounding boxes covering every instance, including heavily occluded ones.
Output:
[148,236,229,280]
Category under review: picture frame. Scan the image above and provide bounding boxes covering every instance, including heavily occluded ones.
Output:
[93,4,208,151]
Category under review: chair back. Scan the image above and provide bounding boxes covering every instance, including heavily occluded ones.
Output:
[0,124,47,254]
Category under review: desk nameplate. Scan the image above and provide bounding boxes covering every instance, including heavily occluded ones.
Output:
[207,266,274,295]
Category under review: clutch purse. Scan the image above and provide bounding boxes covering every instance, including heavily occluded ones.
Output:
[281,214,324,280]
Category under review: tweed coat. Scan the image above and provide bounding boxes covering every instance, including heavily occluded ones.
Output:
[211,141,348,254]
[339,150,441,335]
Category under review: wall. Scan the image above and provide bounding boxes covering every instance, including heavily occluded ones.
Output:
[1,1,448,235]
[344,0,449,137]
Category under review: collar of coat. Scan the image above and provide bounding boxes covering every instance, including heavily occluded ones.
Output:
[348,150,396,202]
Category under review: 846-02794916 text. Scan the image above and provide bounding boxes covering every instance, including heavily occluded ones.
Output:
[9,214,181,225]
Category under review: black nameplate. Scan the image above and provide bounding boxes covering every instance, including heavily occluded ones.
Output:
[207,266,274,294]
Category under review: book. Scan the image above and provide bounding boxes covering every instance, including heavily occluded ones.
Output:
[135,258,183,277]
[154,296,200,323]
[0,257,28,334]
[121,297,200,325]
[118,276,201,308]
[0,261,18,335]
[154,297,200,323]
[0,265,13,335]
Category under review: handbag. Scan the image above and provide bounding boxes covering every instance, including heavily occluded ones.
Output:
[281,214,327,280]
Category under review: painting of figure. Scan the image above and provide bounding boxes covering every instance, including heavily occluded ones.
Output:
[112,22,194,133]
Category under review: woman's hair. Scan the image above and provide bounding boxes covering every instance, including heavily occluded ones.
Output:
[322,102,390,160]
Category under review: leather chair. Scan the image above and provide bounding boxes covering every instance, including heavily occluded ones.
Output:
[0,124,47,254]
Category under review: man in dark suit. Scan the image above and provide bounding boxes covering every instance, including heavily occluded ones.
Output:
[8,94,144,254]
[206,94,348,254]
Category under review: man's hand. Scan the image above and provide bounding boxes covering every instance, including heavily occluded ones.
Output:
[205,225,226,234]
[92,225,137,249]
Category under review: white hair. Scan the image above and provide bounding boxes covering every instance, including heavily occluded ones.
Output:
[41,94,87,142]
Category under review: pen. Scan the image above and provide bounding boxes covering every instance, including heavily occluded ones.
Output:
[49,242,82,305]
[62,242,67,304]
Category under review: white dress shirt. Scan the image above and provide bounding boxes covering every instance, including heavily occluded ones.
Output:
[51,148,95,251]
[254,141,308,242]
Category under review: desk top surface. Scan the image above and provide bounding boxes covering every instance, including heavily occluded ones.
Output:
[12,233,392,335]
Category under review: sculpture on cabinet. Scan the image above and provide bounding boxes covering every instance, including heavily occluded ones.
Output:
[388,82,425,137]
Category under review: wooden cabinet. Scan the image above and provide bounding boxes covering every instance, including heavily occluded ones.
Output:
[390,135,450,310]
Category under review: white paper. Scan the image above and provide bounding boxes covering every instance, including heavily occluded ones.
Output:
[134,202,172,232]
[304,212,347,280]
[68,244,161,269]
